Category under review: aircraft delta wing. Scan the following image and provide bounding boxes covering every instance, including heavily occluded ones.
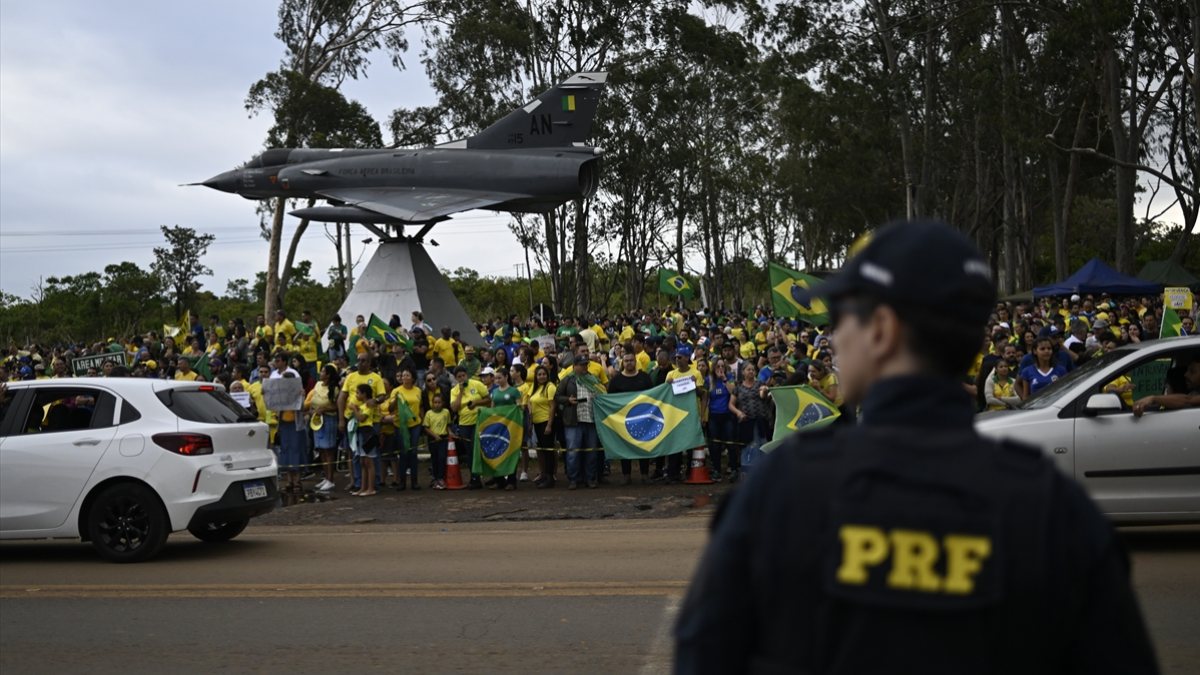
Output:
[196,72,608,229]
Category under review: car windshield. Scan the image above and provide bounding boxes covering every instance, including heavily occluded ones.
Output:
[157,388,259,423]
[1019,348,1131,410]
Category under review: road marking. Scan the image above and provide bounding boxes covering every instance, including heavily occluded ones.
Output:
[0,580,689,600]
[641,595,681,675]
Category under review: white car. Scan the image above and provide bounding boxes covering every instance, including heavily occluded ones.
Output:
[0,378,277,562]
[976,336,1200,525]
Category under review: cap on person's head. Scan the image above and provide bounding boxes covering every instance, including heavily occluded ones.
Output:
[792,219,996,327]
[573,354,590,366]
[1070,294,1081,303]
[145,359,158,370]
[480,366,495,376]
[675,345,693,360]
[465,346,475,354]
[1094,319,1110,330]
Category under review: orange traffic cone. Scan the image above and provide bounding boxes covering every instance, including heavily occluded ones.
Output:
[683,447,715,484]
[444,438,467,490]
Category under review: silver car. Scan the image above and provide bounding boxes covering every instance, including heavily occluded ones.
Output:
[976,336,1200,525]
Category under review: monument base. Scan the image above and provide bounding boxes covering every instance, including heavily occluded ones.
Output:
[336,241,480,346]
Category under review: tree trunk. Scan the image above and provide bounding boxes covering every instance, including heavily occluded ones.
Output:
[869,0,919,219]
[1102,47,1138,273]
[542,212,561,314]
[279,218,312,304]
[264,197,285,318]
[572,200,589,316]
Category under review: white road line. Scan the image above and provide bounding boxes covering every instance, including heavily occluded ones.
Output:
[641,594,681,675]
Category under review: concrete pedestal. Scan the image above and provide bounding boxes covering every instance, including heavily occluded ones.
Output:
[335,241,479,346]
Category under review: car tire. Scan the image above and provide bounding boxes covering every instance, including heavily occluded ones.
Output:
[187,518,249,543]
[86,483,169,563]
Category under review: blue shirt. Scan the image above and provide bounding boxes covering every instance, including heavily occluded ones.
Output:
[1019,364,1066,395]
[1019,349,1073,373]
[708,375,732,414]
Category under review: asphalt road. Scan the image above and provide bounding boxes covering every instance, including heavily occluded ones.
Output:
[1,519,1197,674]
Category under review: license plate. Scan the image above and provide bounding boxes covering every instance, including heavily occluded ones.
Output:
[243,481,268,500]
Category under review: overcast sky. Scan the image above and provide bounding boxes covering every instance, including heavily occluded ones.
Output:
[0,1,524,301]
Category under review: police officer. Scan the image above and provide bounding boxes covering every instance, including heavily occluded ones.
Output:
[674,220,1157,673]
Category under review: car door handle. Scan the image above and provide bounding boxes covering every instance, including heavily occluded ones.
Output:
[73,439,102,446]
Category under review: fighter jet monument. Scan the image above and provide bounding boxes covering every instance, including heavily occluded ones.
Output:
[197,72,608,342]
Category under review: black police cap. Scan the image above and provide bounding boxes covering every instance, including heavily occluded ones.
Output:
[793,219,996,326]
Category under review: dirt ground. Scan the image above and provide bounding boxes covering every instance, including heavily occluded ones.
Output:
[257,467,737,527]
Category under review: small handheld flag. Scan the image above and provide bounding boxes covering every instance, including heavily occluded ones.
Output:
[367,314,412,348]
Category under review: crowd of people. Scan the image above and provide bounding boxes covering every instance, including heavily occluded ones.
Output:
[2,294,1195,494]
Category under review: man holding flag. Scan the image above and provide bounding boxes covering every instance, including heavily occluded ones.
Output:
[556,355,606,489]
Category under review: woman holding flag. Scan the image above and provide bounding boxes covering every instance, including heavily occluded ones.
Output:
[384,369,423,491]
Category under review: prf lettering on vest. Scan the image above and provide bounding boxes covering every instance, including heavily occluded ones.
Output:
[836,525,992,594]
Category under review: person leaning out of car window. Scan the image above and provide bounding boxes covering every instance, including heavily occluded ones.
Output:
[1132,354,1200,417]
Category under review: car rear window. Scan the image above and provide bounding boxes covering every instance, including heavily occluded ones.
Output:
[157,388,259,424]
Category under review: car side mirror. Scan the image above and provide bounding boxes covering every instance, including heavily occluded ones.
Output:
[1084,393,1123,415]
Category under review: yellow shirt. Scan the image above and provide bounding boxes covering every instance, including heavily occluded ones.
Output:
[346,399,381,427]
[517,381,534,406]
[423,408,450,437]
[388,384,423,428]
[274,318,297,344]
[1105,375,1135,407]
[988,377,1016,411]
[558,360,609,385]
[175,369,201,382]
[666,366,705,391]
[342,371,387,405]
[635,351,651,373]
[296,333,319,364]
[452,378,490,426]
[619,325,635,342]
[253,324,274,346]
[819,372,843,407]
[305,382,336,414]
[433,338,457,366]
[528,382,558,424]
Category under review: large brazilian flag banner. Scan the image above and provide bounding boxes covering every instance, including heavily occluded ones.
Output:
[472,405,525,477]
[771,385,840,440]
[595,382,705,460]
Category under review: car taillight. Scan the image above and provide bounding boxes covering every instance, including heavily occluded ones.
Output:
[153,433,214,456]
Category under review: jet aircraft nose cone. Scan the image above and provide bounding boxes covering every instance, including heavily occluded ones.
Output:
[200,169,241,193]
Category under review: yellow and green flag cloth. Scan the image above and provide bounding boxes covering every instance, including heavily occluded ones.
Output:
[658,269,695,298]
[769,262,829,326]
[562,95,576,111]
[770,384,840,440]
[1161,307,1183,338]
[472,405,525,477]
[295,320,316,336]
[595,382,705,460]
[367,313,412,348]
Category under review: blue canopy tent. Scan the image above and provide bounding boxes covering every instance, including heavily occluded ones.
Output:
[1033,258,1163,298]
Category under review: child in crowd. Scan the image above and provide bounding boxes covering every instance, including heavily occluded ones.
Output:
[423,393,451,489]
[348,382,380,496]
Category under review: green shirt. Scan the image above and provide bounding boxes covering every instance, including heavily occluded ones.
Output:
[490,385,522,407]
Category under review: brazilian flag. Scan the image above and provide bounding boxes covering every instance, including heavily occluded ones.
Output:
[658,269,695,298]
[770,385,840,440]
[472,405,524,477]
[1161,306,1182,338]
[769,262,829,326]
[595,382,705,460]
[367,313,412,349]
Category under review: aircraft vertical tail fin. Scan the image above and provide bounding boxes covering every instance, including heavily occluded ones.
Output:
[455,72,608,150]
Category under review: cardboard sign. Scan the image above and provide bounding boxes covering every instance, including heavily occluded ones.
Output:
[535,335,556,353]
[1164,287,1193,311]
[262,376,304,411]
[671,376,697,395]
[230,392,252,409]
[71,352,131,376]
